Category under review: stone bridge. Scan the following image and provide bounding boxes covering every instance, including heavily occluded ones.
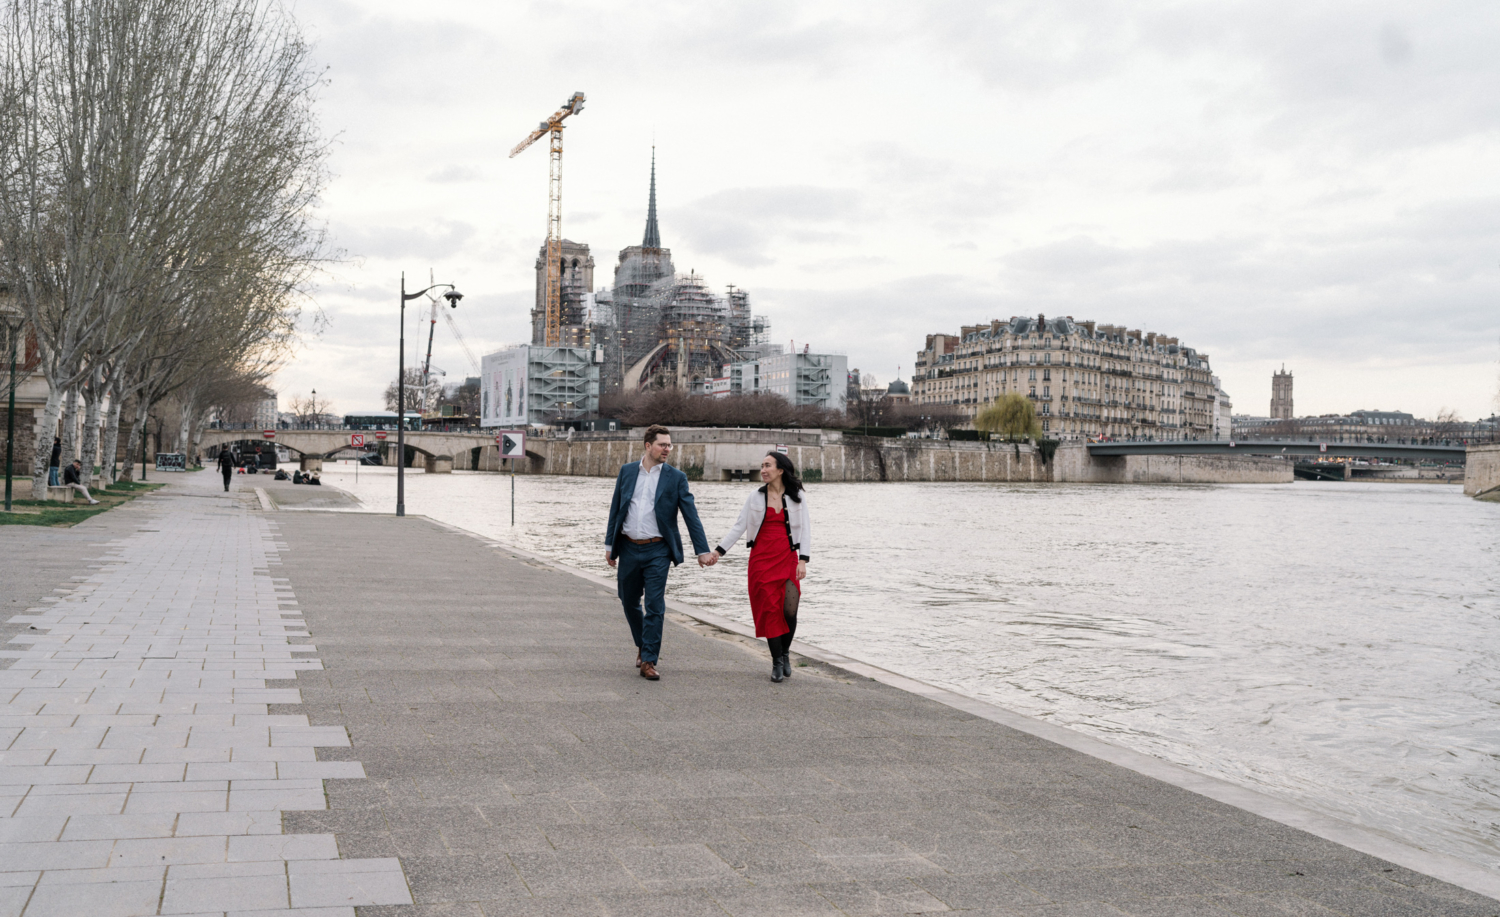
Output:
[1088,440,1468,462]
[199,428,530,473]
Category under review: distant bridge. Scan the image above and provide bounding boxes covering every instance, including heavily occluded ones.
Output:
[1087,440,1468,462]
[198,428,534,467]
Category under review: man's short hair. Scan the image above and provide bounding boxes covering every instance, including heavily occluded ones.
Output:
[643,424,671,444]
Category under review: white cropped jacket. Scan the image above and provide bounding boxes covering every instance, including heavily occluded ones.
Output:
[715,486,812,562]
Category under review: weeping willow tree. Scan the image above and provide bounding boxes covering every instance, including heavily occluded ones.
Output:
[975,393,1040,442]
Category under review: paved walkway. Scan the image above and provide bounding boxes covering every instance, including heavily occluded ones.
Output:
[1,473,410,915]
[267,511,1498,916]
[5,473,1498,916]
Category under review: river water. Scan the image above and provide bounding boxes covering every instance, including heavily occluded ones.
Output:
[317,465,1500,871]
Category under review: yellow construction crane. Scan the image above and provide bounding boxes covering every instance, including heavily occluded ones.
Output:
[510,91,586,348]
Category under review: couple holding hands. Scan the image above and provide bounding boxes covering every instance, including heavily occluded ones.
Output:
[604,424,810,683]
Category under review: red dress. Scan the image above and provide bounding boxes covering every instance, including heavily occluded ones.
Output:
[748,504,800,639]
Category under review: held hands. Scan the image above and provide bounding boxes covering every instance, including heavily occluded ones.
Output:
[697,552,718,567]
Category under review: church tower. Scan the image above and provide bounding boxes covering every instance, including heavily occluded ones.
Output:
[1271,366,1293,419]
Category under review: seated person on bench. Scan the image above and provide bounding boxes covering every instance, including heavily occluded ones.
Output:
[62,460,100,505]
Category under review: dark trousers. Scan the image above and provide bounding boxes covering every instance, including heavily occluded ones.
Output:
[616,539,672,664]
[222,469,232,491]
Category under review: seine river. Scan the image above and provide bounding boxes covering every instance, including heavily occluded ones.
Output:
[319,465,1500,871]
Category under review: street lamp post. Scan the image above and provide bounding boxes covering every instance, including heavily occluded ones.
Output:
[397,273,462,517]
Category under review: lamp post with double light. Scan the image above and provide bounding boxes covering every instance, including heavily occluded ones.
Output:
[397,274,462,517]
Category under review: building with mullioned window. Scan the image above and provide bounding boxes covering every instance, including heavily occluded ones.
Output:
[911,315,1218,441]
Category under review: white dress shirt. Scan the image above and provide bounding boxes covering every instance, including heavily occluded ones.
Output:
[622,460,663,540]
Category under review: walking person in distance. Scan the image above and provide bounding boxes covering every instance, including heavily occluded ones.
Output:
[217,448,235,492]
[714,451,810,682]
[603,424,714,680]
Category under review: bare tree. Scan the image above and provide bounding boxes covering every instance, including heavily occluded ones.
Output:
[1433,407,1463,441]
[288,390,329,424]
[439,377,480,420]
[0,0,328,496]
[385,369,439,414]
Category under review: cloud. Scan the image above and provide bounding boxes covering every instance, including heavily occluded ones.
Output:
[427,165,482,184]
[333,219,477,262]
[283,0,1500,420]
[674,186,868,267]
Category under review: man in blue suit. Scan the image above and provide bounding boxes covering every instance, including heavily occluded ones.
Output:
[604,424,714,680]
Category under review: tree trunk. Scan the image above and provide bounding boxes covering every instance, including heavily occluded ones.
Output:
[119,412,136,482]
[29,385,64,500]
[191,419,205,469]
[121,398,148,483]
[79,366,104,488]
[59,386,80,470]
[177,397,194,463]
[101,383,123,485]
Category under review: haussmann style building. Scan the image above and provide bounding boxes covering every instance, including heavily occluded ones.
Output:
[911,314,1218,441]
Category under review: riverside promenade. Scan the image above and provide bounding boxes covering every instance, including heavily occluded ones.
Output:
[3,473,1498,916]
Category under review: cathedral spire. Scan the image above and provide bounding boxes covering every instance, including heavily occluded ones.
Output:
[642,147,661,249]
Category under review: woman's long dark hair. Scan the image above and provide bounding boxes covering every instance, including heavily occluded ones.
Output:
[766,451,804,503]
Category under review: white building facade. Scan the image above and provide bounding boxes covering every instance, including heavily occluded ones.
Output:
[481,345,600,427]
[1212,376,1233,440]
[718,351,846,411]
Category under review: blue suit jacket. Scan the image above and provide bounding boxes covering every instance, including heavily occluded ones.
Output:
[604,461,711,566]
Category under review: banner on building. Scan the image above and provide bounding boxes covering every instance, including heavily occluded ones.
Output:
[480,347,529,428]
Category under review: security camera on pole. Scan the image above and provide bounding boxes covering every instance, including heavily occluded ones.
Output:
[397,274,462,517]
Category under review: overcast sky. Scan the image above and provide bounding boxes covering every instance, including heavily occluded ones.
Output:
[276,0,1500,421]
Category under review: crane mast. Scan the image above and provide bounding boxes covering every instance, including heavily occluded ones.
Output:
[510,92,585,348]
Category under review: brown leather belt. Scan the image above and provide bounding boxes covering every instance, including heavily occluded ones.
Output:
[626,536,663,545]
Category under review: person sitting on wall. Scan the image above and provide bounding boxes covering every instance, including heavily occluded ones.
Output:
[307,473,321,486]
[62,460,100,505]
[273,469,290,481]
[292,470,304,484]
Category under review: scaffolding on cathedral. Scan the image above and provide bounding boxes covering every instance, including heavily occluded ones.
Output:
[574,150,773,394]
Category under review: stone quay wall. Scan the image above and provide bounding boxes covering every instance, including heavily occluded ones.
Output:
[463,428,1049,483]
[1464,443,1500,497]
[455,428,1285,485]
[1051,444,1293,484]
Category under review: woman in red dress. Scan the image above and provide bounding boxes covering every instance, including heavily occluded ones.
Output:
[714,452,811,682]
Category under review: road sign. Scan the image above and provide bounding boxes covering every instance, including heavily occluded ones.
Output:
[1319,443,1327,453]
[497,431,525,458]
[350,433,365,447]
[262,429,276,440]
[375,430,388,441]
[776,443,789,455]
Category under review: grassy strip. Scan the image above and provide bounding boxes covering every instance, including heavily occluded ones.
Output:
[0,482,164,527]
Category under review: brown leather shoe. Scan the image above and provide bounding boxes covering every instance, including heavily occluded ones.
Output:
[639,661,659,680]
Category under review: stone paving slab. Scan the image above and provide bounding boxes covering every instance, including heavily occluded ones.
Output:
[267,510,1500,917]
[0,471,412,915]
